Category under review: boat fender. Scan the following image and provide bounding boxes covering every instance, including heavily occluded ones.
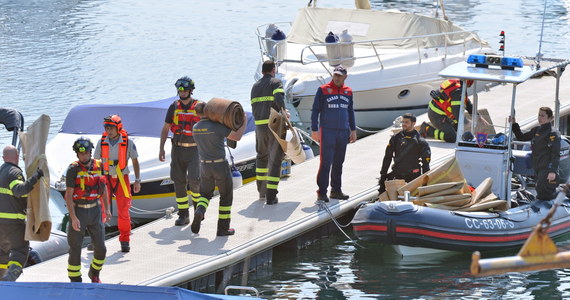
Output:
[325,32,341,67]
[302,143,314,160]
[231,166,243,189]
[271,29,287,63]
[339,29,355,68]
[265,23,278,54]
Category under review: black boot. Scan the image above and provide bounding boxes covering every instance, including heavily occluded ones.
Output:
[217,219,235,236]
[120,241,130,253]
[175,208,190,226]
[88,266,101,283]
[266,190,278,205]
[0,264,23,281]
[191,206,206,234]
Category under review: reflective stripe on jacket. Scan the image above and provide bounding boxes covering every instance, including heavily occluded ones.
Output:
[0,162,32,223]
[250,74,285,126]
[170,100,201,136]
[72,160,103,201]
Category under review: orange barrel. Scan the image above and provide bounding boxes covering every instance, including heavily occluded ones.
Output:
[204,98,245,131]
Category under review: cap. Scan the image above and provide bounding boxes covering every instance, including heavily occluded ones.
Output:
[333,65,347,76]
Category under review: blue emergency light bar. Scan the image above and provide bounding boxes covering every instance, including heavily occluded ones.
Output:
[467,54,523,70]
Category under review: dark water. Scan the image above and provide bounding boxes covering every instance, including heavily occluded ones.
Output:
[1,0,569,298]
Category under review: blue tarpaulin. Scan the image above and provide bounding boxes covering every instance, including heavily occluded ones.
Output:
[0,282,259,299]
[59,97,255,137]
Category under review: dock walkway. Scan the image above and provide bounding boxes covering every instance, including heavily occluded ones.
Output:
[19,71,570,288]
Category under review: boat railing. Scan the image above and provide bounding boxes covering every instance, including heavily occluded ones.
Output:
[256,23,486,76]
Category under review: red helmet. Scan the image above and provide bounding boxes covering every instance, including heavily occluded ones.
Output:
[103,114,123,132]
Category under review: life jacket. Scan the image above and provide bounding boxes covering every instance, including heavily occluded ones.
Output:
[72,159,103,201]
[170,100,200,136]
[101,129,128,172]
[430,79,462,119]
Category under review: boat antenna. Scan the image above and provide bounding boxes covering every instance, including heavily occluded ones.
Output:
[499,31,505,56]
[535,0,548,69]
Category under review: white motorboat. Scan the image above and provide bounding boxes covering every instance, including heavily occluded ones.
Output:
[47,97,259,222]
[255,0,494,131]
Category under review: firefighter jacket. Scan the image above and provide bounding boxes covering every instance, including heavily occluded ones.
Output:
[65,159,105,203]
[250,74,285,126]
[311,81,356,131]
[380,129,431,176]
[512,122,560,173]
[0,162,37,224]
[428,79,473,123]
[167,99,202,144]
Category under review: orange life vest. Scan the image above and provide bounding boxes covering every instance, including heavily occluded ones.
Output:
[101,129,128,172]
[431,79,463,119]
[72,159,103,201]
[170,100,201,136]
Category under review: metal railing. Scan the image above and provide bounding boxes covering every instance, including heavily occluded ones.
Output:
[256,23,487,76]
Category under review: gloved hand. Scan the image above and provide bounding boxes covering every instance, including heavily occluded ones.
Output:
[35,168,44,179]
[430,89,447,100]
[378,174,388,194]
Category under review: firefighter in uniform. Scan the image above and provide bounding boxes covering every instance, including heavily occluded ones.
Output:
[94,115,140,252]
[0,145,43,281]
[378,113,431,194]
[159,76,203,225]
[420,79,475,143]
[311,65,357,202]
[190,102,247,236]
[64,137,111,283]
[250,60,285,205]
[511,107,560,200]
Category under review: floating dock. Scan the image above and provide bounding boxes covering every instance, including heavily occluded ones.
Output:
[19,70,570,293]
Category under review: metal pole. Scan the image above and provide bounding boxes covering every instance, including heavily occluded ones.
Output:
[505,84,517,208]
[555,67,561,129]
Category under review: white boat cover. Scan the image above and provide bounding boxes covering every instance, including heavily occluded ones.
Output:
[60,97,256,137]
[287,7,486,48]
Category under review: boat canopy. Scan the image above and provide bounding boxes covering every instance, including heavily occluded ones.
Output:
[60,97,255,137]
[287,7,485,49]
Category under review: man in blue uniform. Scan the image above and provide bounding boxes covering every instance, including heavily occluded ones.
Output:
[0,145,43,281]
[311,65,357,202]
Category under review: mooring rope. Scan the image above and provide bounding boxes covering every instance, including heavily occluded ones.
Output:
[316,200,365,248]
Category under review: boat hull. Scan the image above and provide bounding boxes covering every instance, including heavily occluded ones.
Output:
[352,200,570,253]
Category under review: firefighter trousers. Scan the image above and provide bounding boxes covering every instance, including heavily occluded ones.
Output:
[196,161,233,223]
[427,109,458,143]
[255,126,284,197]
[170,145,201,210]
[0,223,29,272]
[67,204,106,281]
